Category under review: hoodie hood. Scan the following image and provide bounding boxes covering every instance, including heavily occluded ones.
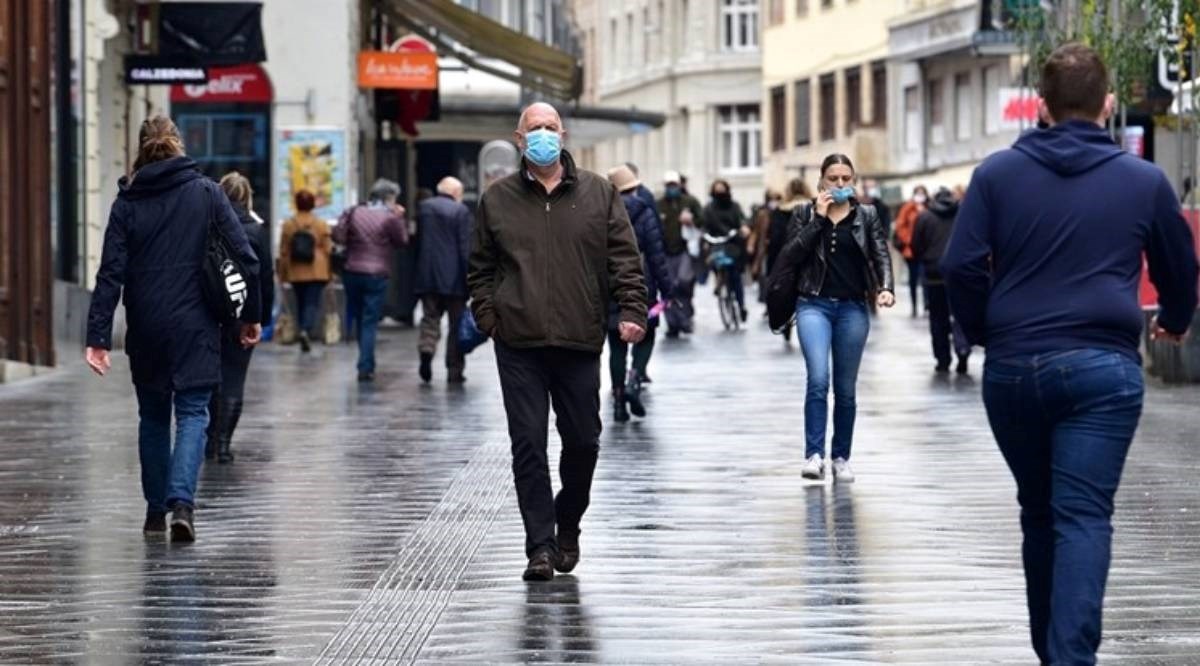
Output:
[1012,120,1124,177]
[118,156,204,200]
[928,189,959,218]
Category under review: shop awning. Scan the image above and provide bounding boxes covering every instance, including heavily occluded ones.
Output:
[381,0,581,100]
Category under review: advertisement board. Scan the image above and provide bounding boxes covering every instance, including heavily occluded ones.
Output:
[275,128,347,223]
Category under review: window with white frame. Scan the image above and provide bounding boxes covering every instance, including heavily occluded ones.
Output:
[929,78,945,145]
[718,104,762,173]
[721,0,759,52]
[983,65,1001,135]
[904,85,920,152]
[955,72,972,141]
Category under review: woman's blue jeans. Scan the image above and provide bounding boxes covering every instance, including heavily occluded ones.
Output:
[796,297,870,460]
[135,386,212,512]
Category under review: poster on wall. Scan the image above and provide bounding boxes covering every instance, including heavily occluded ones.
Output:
[275,127,347,223]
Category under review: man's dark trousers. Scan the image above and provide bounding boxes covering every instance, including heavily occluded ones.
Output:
[925,282,969,367]
[419,294,466,376]
[983,348,1143,665]
[495,341,601,558]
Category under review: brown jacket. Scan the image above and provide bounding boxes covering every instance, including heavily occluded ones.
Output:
[468,151,647,353]
[279,212,333,283]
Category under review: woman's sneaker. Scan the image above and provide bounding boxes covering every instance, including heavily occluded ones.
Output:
[832,458,855,483]
[801,455,825,480]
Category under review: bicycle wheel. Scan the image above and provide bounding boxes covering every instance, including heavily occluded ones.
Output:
[717,286,736,331]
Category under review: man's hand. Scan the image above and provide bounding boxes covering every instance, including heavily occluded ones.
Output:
[680,209,695,226]
[85,347,111,376]
[876,291,896,308]
[619,321,646,344]
[1150,318,1187,344]
[240,323,262,348]
[814,190,834,217]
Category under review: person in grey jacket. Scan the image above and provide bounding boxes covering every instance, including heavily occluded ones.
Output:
[333,179,408,382]
[415,176,473,384]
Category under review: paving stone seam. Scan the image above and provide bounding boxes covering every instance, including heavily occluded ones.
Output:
[314,437,512,664]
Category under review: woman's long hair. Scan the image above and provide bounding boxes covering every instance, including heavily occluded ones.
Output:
[133,116,185,172]
[220,172,254,211]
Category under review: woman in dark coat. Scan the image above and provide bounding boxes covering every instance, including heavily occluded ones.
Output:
[85,116,262,542]
[606,165,673,422]
[205,172,275,463]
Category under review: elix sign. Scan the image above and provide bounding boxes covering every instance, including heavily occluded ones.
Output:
[357,51,438,90]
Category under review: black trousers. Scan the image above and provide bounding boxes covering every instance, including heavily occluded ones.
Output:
[925,282,970,367]
[495,341,601,558]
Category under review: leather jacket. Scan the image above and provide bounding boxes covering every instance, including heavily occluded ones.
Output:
[782,201,895,299]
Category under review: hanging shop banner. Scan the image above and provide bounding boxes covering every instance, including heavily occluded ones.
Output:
[275,128,347,222]
[158,2,267,66]
[997,87,1041,131]
[357,51,439,90]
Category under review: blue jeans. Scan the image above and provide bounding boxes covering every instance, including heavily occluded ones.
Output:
[342,272,389,374]
[292,281,327,336]
[135,386,213,512]
[983,349,1144,666]
[796,297,870,460]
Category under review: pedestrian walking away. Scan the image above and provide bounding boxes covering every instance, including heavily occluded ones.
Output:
[701,179,751,323]
[775,154,895,484]
[205,172,274,464]
[279,189,333,353]
[910,187,970,375]
[942,43,1199,666]
[468,102,647,582]
[416,176,473,384]
[748,189,783,306]
[893,185,928,317]
[333,179,409,382]
[657,170,704,337]
[606,164,674,423]
[84,116,262,543]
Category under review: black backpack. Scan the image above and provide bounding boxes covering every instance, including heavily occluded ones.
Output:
[290,224,316,264]
[201,188,251,324]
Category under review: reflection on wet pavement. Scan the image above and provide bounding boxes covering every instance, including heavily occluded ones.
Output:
[2,297,1199,663]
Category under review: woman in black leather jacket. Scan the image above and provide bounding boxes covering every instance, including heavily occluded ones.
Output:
[783,154,895,483]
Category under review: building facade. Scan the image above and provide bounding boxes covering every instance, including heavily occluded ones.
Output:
[571,0,764,205]
[761,0,907,193]
[885,0,1023,195]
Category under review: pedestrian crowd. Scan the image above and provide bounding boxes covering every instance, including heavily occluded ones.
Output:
[80,43,1200,666]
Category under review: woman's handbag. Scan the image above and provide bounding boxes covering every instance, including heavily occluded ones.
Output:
[322,285,342,344]
[765,204,812,334]
[201,191,251,324]
[458,310,490,355]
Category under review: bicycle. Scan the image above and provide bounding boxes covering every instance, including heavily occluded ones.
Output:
[703,230,741,331]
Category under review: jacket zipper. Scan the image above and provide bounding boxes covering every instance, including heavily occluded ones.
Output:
[544,197,553,341]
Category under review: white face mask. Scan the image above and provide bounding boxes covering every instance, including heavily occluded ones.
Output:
[913,194,927,205]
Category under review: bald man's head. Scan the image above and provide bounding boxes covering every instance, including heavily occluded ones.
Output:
[437,176,464,202]
[517,102,563,132]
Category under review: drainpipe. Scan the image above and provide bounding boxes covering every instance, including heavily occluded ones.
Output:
[919,58,929,174]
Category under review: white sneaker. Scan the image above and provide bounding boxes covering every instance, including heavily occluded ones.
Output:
[832,458,855,483]
[801,454,825,480]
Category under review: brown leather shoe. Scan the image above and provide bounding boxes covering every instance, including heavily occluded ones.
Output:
[522,549,555,581]
[555,533,580,573]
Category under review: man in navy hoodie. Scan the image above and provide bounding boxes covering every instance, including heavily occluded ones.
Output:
[942,44,1198,664]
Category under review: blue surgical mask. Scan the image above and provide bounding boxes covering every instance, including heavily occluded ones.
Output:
[831,186,855,204]
[523,129,562,167]
[665,185,681,199]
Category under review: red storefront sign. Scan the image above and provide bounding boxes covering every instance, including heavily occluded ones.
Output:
[170,63,273,104]
[1141,209,1200,308]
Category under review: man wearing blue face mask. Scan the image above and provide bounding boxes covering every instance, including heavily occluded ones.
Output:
[469,102,648,582]
[657,170,704,337]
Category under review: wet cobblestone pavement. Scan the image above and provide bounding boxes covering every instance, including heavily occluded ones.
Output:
[2,295,1199,664]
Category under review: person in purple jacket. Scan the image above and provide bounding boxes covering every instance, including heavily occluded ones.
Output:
[333,179,409,382]
[942,43,1199,665]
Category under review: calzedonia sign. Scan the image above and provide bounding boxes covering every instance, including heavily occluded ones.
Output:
[357,51,438,90]
[124,55,207,85]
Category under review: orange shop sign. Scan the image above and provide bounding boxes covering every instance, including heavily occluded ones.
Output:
[357,51,438,90]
